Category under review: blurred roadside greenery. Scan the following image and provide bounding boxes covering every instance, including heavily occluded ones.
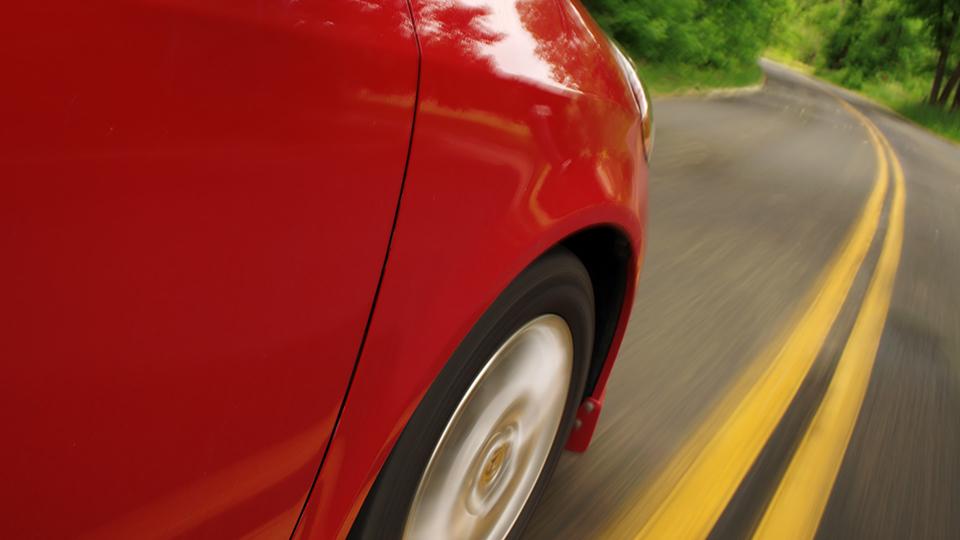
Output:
[769,0,960,142]
[583,0,960,142]
[581,0,786,94]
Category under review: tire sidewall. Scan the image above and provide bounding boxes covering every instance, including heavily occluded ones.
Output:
[351,248,595,540]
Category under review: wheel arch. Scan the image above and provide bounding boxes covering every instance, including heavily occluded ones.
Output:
[560,225,633,399]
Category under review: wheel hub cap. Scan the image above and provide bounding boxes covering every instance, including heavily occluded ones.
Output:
[402,315,574,540]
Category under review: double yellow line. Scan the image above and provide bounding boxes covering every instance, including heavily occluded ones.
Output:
[603,95,906,540]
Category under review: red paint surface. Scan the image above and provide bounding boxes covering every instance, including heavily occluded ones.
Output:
[294,1,647,538]
[0,1,417,538]
[2,1,646,538]
[567,397,604,453]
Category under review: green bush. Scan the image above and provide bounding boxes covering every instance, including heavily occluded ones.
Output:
[583,0,788,70]
[828,1,931,77]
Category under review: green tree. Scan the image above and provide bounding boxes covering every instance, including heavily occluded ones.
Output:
[825,0,866,69]
[582,0,789,69]
[906,0,960,105]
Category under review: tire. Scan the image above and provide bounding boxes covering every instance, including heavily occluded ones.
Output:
[349,247,595,540]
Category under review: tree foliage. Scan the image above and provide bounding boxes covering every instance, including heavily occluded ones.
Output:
[774,0,960,109]
[905,0,960,105]
[827,1,929,74]
[582,0,789,69]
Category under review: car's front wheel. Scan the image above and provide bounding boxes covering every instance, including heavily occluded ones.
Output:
[350,247,595,540]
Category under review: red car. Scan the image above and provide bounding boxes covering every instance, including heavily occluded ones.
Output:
[1,1,650,538]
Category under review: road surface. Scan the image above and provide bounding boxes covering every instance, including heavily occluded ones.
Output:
[525,60,960,539]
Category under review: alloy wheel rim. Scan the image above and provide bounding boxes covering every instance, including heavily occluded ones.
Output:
[402,315,574,540]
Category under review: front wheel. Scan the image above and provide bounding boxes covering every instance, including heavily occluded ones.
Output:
[350,247,595,540]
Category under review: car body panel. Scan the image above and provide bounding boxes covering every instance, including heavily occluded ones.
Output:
[0,1,417,538]
[292,1,647,538]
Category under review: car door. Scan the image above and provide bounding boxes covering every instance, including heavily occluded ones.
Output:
[0,1,417,537]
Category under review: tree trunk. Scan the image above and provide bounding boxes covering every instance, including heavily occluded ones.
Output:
[938,60,960,105]
[931,47,949,104]
[828,0,865,69]
[952,79,960,111]
[929,1,950,105]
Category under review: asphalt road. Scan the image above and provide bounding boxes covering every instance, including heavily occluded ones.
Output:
[524,60,960,539]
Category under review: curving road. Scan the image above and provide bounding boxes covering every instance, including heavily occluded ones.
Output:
[525,60,960,539]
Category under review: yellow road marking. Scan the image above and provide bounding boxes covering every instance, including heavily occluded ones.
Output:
[601,96,890,540]
[753,110,905,540]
